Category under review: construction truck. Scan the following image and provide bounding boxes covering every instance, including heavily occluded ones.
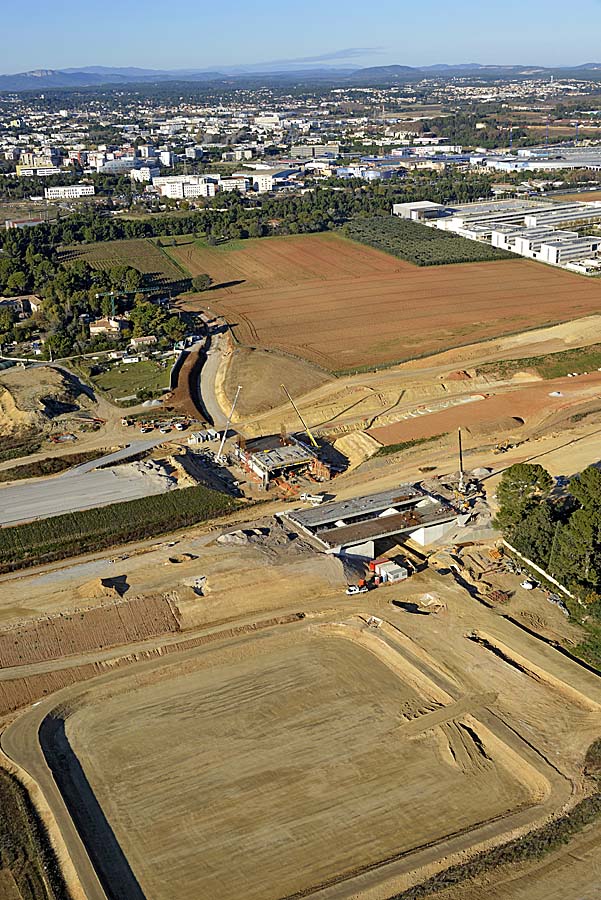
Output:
[300,492,325,505]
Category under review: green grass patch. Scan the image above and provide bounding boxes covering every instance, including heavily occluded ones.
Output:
[85,359,170,404]
[342,217,515,266]
[0,769,70,899]
[376,433,446,457]
[0,448,109,482]
[0,483,241,573]
[477,343,601,381]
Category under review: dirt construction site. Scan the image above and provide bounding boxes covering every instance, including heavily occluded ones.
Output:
[6,234,601,900]
[1,492,601,900]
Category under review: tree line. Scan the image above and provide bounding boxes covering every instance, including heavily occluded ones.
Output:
[495,462,601,606]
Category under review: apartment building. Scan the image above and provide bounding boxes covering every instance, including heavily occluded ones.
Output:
[44,184,95,200]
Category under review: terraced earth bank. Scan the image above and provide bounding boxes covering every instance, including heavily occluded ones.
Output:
[32,622,561,900]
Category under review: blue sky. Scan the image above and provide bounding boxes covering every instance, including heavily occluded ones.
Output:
[3,0,601,73]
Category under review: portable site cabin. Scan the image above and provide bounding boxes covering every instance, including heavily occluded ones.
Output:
[376,561,408,583]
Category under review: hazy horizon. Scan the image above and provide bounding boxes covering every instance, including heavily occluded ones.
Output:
[3,0,601,75]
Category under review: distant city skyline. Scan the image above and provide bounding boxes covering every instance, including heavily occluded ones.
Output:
[3,0,601,74]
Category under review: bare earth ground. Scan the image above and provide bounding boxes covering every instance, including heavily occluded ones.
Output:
[4,570,601,900]
[221,345,331,417]
[4,301,601,898]
[177,232,601,371]
[367,371,601,445]
[48,626,543,900]
[222,315,601,458]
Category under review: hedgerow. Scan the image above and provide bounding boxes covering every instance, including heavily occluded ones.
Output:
[0,484,240,572]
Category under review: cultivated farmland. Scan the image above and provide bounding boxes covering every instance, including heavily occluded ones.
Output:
[177,232,601,372]
[343,216,515,266]
[59,238,190,289]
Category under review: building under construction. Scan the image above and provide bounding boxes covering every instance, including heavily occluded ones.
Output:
[232,433,330,488]
[284,484,457,557]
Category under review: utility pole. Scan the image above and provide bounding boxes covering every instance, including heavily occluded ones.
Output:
[216,384,241,464]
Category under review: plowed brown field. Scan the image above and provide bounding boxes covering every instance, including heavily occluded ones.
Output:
[175,233,601,372]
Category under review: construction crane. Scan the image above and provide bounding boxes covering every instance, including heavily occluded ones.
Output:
[216,384,242,463]
[457,427,465,494]
[281,384,319,448]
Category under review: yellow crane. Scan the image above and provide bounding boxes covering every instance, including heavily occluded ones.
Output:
[281,384,319,448]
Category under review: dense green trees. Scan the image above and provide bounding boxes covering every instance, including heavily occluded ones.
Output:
[495,463,553,530]
[495,462,601,602]
[129,299,185,341]
[192,273,213,291]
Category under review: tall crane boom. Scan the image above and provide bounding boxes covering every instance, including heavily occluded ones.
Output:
[281,384,319,448]
[216,384,242,463]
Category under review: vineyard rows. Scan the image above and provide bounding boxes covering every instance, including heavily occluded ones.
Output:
[0,484,239,572]
[343,216,515,266]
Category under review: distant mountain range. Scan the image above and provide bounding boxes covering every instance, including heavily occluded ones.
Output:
[2,62,601,92]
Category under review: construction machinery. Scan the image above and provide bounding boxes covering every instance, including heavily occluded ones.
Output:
[281,384,319,448]
[215,384,241,464]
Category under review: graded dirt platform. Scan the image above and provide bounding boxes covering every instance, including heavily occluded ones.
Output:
[368,371,601,445]
[26,619,568,900]
[177,233,601,371]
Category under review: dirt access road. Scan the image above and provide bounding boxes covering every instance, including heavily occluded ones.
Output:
[3,576,600,900]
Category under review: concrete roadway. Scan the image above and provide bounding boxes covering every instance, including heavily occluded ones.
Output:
[0,464,171,527]
[64,439,165,476]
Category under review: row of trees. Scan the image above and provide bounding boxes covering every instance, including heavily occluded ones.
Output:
[0,169,494,253]
[495,463,601,606]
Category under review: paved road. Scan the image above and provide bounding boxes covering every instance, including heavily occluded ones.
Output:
[1,699,109,900]
[199,334,227,428]
[0,465,172,527]
[65,439,165,476]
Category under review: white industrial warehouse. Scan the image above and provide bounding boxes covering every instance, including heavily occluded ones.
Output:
[393,197,601,273]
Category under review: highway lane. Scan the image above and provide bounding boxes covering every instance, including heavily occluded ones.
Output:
[64,439,164,475]
[0,465,173,527]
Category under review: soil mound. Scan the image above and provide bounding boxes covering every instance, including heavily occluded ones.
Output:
[77,576,128,600]
[221,347,331,419]
[445,370,472,381]
[0,365,96,437]
[334,431,381,470]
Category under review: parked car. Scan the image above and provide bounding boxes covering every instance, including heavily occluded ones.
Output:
[346,584,369,595]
